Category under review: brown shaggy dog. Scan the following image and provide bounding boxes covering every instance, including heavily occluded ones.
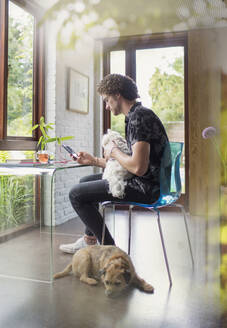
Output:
[54,245,154,297]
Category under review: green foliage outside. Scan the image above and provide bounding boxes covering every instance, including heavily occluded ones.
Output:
[8,114,33,137]
[148,57,184,123]
[111,113,125,137]
[111,57,184,138]
[0,151,35,231]
[0,175,34,231]
[7,3,34,137]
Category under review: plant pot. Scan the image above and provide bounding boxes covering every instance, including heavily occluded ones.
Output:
[36,150,49,164]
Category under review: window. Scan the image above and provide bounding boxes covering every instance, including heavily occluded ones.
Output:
[110,50,126,136]
[102,32,188,204]
[0,0,44,233]
[7,1,34,137]
[0,0,44,150]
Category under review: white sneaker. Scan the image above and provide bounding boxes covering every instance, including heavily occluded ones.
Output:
[59,236,96,254]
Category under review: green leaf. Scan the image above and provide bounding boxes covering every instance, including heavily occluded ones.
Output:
[59,136,74,141]
[46,137,58,143]
[46,125,54,130]
[40,126,48,138]
[46,123,54,128]
[31,124,39,131]
[37,136,43,146]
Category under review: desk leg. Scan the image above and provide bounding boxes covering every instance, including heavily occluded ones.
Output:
[49,171,55,283]
[39,172,55,282]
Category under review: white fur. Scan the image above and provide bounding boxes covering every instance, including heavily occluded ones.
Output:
[102,129,133,198]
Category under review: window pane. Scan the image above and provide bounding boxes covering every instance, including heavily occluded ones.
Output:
[110,50,125,75]
[110,50,125,137]
[7,1,34,137]
[136,47,185,192]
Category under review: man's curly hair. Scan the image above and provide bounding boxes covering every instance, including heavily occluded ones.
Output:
[97,74,139,100]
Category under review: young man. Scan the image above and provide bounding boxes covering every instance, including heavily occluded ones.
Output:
[60,74,169,253]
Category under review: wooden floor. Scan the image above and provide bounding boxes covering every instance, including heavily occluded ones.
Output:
[0,210,226,328]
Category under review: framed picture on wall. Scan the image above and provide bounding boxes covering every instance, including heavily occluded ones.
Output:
[67,68,89,114]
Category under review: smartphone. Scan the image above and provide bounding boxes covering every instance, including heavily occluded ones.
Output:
[62,144,78,159]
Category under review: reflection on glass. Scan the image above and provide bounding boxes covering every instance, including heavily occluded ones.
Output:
[0,151,36,232]
[7,1,34,137]
[110,50,125,137]
[136,47,185,192]
[0,175,35,232]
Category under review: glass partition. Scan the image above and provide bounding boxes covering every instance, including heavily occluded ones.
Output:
[0,151,37,234]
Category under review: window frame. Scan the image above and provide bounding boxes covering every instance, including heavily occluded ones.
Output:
[0,0,45,151]
[102,32,189,207]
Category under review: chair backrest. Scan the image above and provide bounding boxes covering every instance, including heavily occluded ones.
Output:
[159,141,184,199]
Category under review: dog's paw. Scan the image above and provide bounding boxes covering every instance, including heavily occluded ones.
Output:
[80,276,98,285]
[143,283,154,293]
[133,275,154,293]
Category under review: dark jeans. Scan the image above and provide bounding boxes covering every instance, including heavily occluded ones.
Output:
[69,173,157,245]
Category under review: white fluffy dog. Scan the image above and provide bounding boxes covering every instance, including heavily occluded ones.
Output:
[102,129,133,198]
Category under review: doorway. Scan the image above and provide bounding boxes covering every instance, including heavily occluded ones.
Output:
[102,32,188,206]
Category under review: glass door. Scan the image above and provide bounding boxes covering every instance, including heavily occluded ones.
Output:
[136,46,185,192]
[103,33,188,202]
[109,50,126,137]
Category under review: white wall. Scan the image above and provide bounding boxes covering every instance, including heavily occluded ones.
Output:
[44,22,101,225]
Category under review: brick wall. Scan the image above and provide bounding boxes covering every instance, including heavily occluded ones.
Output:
[44,23,100,225]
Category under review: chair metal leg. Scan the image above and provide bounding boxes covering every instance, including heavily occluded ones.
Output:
[156,210,172,287]
[101,204,116,245]
[101,206,106,245]
[113,204,116,239]
[102,203,132,255]
[173,204,194,268]
[128,205,133,255]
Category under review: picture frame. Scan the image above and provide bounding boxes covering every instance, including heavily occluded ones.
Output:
[67,68,89,114]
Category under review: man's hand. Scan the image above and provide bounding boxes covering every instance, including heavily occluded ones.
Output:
[71,151,106,168]
[74,151,96,165]
[103,141,150,176]
[104,141,118,161]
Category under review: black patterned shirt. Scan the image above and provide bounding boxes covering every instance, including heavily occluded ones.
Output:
[125,102,169,201]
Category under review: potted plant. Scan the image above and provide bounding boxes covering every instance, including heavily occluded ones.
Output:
[32,116,74,163]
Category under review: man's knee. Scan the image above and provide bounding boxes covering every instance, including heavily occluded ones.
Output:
[69,184,81,204]
[69,176,92,203]
[79,175,91,184]
[69,178,95,204]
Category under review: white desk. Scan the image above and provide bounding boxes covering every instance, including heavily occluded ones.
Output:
[0,162,88,283]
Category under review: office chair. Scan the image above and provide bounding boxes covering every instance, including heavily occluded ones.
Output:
[101,142,194,286]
